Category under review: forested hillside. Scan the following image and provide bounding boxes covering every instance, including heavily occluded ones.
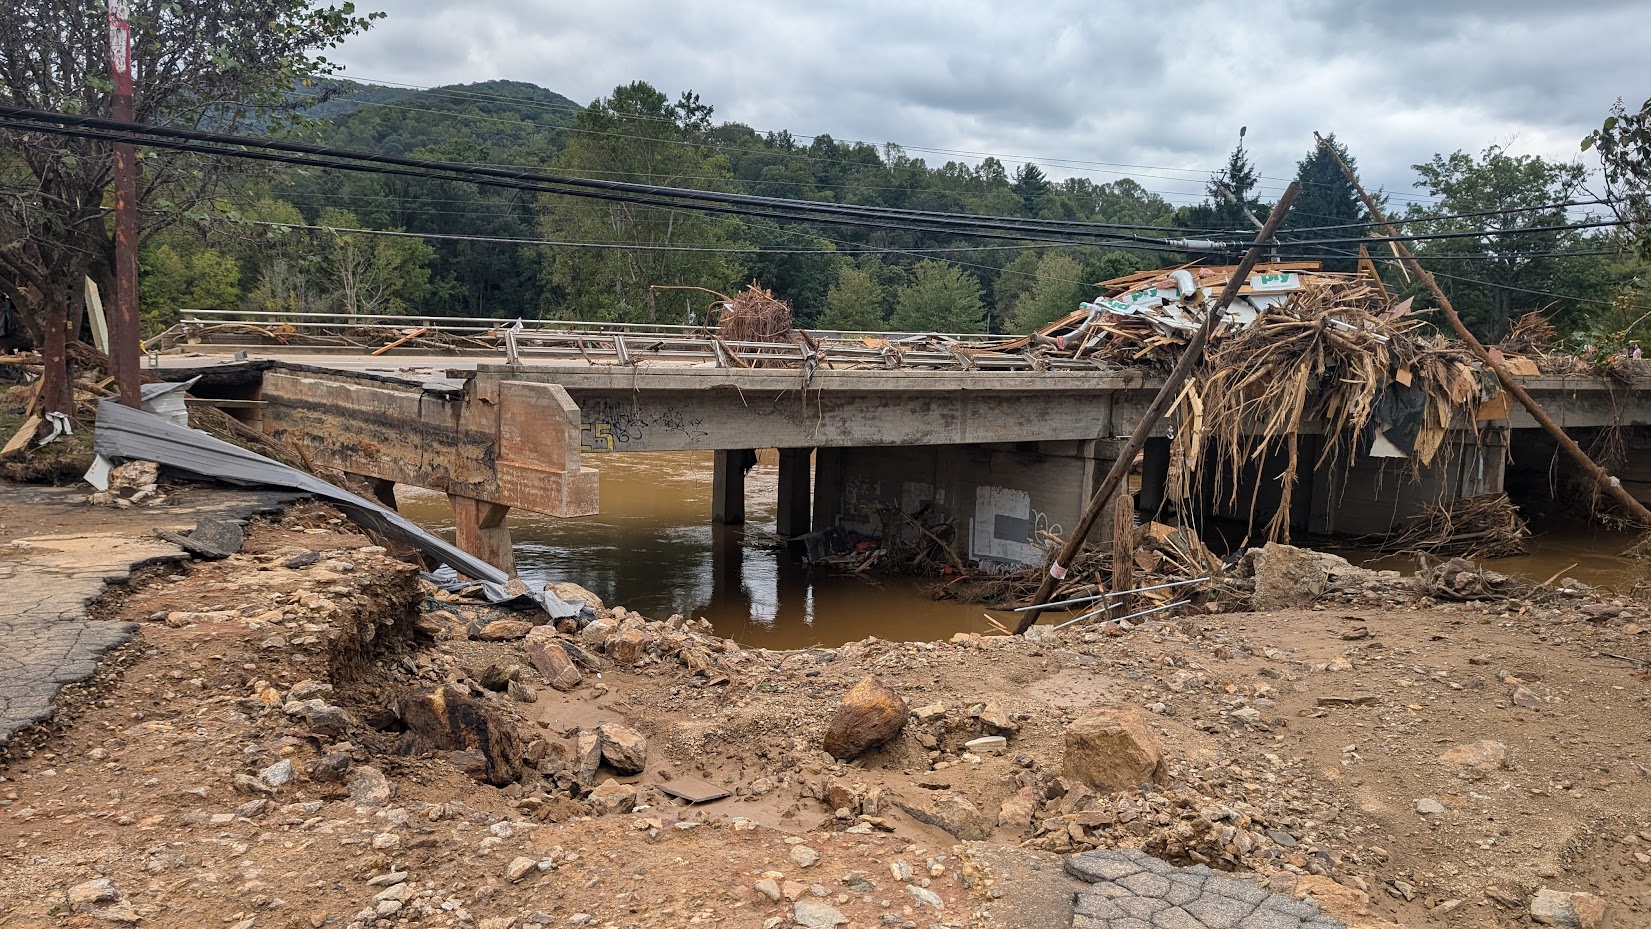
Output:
[138,79,1645,344]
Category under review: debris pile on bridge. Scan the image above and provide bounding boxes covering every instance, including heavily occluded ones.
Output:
[1174,274,1492,542]
[715,283,794,344]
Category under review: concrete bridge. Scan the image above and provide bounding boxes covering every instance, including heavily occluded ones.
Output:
[154,314,1651,571]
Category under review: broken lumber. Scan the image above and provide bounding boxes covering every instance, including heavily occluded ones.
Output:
[1013,181,1301,633]
[1315,131,1651,529]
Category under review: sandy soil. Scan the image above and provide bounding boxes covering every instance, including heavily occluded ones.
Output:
[2,502,1649,929]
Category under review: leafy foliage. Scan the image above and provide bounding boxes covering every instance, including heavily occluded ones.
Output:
[538,82,746,322]
[1583,95,1651,260]
[819,264,888,331]
[0,0,380,412]
[1402,146,1600,339]
[139,244,240,332]
[889,260,985,334]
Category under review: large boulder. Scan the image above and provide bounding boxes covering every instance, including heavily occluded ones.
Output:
[587,778,637,815]
[524,628,583,691]
[1242,542,1358,612]
[394,685,523,785]
[1062,706,1167,791]
[1530,888,1608,929]
[894,792,991,841]
[605,628,648,666]
[821,676,907,760]
[597,723,648,774]
[547,581,604,612]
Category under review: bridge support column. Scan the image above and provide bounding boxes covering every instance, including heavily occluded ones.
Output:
[1137,437,1171,515]
[712,449,749,525]
[449,494,514,574]
[776,448,813,537]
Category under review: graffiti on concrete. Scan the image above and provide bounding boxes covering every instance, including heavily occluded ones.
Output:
[578,398,708,452]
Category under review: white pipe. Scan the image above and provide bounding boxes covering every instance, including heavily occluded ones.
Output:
[1170,269,1198,298]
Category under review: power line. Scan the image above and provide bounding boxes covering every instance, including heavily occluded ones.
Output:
[0,107,1620,260]
[0,107,1237,252]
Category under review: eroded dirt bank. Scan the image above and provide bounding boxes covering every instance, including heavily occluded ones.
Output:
[1,503,1648,929]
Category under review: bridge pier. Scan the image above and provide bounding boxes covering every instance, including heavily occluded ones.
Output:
[449,495,514,574]
[711,449,751,525]
[776,448,813,538]
[812,439,1123,569]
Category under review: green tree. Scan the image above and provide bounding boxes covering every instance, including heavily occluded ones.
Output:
[1007,254,1088,332]
[138,244,240,332]
[1283,134,1369,271]
[889,260,985,333]
[1583,95,1651,259]
[1403,145,1596,338]
[317,208,434,317]
[1011,163,1053,216]
[540,81,746,322]
[0,0,379,414]
[819,265,887,331]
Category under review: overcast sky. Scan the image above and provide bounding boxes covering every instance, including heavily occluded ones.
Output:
[333,1,1645,207]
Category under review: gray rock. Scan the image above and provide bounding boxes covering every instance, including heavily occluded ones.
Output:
[791,901,848,928]
[906,884,943,909]
[1415,798,1445,816]
[67,877,122,912]
[790,845,820,868]
[347,765,394,807]
[258,759,294,789]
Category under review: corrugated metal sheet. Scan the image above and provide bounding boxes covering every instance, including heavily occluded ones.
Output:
[93,397,580,618]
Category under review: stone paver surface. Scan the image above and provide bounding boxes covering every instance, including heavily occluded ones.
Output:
[1066,850,1347,929]
[0,483,300,745]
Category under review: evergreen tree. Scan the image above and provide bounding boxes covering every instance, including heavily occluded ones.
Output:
[889,260,985,333]
[540,81,746,322]
[1011,163,1053,216]
[1283,134,1368,271]
[819,265,887,331]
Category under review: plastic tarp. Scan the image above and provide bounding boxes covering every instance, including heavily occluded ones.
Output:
[92,397,581,618]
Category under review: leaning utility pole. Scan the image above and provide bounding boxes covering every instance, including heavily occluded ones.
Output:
[1013,182,1301,634]
[1314,132,1651,528]
[108,0,141,408]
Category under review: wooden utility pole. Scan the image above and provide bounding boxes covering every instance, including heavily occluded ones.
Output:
[108,0,141,408]
[1313,132,1651,528]
[1013,181,1301,633]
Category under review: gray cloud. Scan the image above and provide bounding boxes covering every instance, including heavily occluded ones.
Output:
[339,0,1645,206]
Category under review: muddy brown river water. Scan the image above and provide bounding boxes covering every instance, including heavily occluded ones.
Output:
[398,452,1649,647]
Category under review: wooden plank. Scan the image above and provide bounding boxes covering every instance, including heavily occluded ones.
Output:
[1110,493,1136,620]
[1,414,42,458]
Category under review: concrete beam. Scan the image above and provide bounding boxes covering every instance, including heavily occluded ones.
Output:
[465,366,1163,453]
[260,369,599,519]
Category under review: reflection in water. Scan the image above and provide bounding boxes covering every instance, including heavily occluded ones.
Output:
[396,453,1650,648]
[396,452,1008,648]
